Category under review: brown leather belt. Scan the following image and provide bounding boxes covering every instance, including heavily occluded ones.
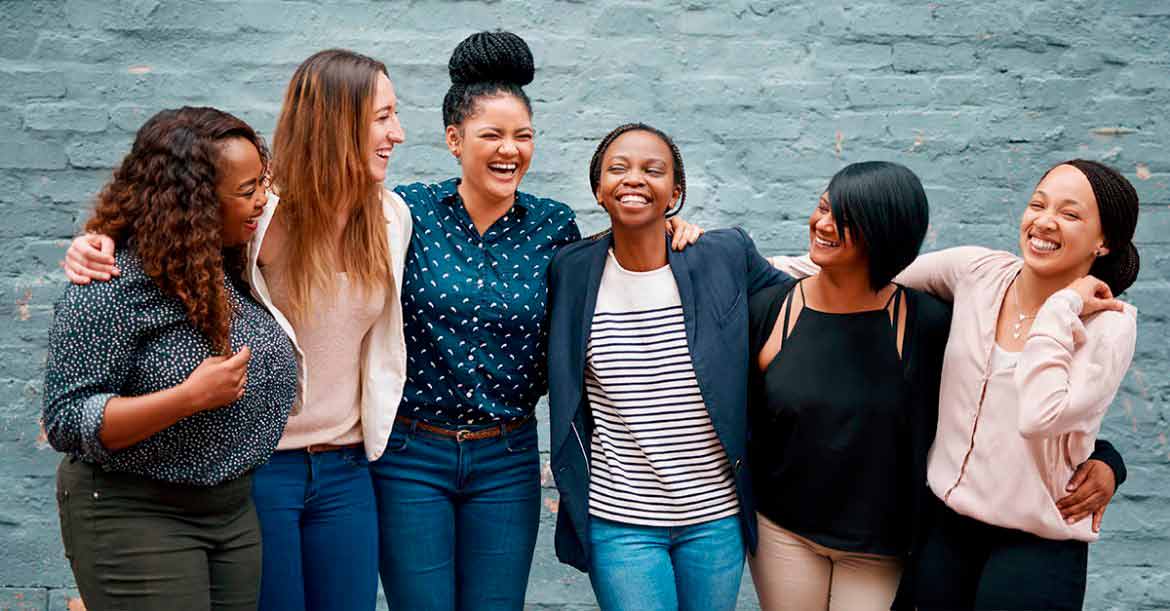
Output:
[304,442,362,454]
[395,414,532,443]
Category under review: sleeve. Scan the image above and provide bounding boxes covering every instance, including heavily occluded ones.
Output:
[891,246,993,302]
[1088,438,1127,488]
[767,254,819,279]
[738,228,791,296]
[1015,290,1137,438]
[42,281,142,463]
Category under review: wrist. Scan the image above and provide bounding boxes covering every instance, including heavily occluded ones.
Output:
[172,380,203,416]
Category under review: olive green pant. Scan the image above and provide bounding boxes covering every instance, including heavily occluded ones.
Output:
[56,457,261,611]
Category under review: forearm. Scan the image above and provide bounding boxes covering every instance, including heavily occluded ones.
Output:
[98,384,198,451]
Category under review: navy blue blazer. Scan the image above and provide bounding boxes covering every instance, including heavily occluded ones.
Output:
[546,228,791,571]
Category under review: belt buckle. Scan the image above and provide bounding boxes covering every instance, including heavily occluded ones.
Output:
[455,430,472,443]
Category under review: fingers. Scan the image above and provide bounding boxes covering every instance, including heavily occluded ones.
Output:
[1065,461,1090,492]
[1092,505,1107,533]
[672,227,686,251]
[227,346,252,366]
[1059,491,1103,522]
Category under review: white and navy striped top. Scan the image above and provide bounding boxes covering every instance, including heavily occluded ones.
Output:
[585,251,739,527]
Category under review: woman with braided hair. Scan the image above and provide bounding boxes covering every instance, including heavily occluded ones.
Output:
[771,159,1140,610]
[547,123,791,610]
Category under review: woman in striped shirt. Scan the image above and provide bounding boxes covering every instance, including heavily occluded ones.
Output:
[547,123,791,611]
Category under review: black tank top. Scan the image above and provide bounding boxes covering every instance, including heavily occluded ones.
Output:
[748,280,913,556]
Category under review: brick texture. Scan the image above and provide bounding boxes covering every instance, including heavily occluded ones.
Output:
[1,1,1167,609]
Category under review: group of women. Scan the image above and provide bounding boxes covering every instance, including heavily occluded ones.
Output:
[44,28,1139,611]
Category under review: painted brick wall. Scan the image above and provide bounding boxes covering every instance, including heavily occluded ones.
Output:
[2,1,1168,609]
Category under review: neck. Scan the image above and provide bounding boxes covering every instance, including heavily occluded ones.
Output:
[1015,264,1084,312]
[807,265,888,312]
[458,180,514,235]
[611,225,668,272]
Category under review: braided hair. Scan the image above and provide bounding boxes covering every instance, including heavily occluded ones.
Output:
[588,123,688,219]
[442,31,534,128]
[1041,159,1141,295]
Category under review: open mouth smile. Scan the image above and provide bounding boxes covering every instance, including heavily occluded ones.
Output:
[488,162,518,179]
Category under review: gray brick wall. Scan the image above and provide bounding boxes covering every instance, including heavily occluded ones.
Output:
[1,1,1167,609]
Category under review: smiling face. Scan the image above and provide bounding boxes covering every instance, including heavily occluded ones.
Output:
[216,137,268,247]
[1019,164,1107,281]
[447,94,534,203]
[595,130,680,232]
[808,192,867,272]
[367,72,405,184]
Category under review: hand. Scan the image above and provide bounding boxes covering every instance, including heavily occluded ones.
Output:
[665,217,703,251]
[1056,458,1116,532]
[1066,275,1123,317]
[180,347,251,412]
[63,234,118,284]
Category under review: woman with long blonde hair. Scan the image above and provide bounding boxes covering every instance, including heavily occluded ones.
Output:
[64,48,410,611]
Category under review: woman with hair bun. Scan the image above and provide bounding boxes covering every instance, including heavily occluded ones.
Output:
[370,31,700,610]
[772,159,1139,610]
[44,107,298,610]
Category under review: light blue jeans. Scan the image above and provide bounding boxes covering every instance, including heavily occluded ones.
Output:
[588,515,746,611]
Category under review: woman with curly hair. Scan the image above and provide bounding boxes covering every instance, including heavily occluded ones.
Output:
[43,106,298,610]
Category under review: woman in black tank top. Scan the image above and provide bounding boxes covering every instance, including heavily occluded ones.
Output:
[746,162,952,611]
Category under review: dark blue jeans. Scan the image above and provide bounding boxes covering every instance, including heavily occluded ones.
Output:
[251,447,379,611]
[370,418,541,611]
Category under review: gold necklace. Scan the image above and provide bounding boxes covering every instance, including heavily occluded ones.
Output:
[1012,281,1038,339]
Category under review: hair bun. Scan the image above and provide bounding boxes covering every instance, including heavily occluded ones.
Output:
[448,31,534,87]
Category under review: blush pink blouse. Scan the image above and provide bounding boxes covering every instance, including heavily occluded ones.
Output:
[771,247,1137,542]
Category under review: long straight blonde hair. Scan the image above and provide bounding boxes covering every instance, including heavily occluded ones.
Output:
[270,49,391,324]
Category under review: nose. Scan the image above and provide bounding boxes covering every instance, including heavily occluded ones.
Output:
[815,211,837,235]
[499,137,518,156]
[388,116,405,144]
[621,169,646,187]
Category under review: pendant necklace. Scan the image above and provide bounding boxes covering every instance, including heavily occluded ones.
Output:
[1012,281,1038,340]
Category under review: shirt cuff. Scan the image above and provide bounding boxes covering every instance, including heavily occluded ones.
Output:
[77,393,115,464]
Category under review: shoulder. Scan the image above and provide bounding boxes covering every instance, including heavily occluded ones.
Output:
[518,191,577,224]
[55,250,155,316]
[949,246,1020,277]
[550,236,603,274]
[680,227,752,259]
[1085,302,1138,344]
[905,287,952,328]
[749,276,796,318]
[381,189,411,224]
[393,180,451,209]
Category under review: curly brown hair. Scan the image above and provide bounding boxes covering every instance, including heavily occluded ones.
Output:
[85,107,269,354]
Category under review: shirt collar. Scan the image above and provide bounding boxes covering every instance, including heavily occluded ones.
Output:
[437,177,530,216]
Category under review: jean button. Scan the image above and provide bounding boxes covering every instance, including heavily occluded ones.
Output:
[92,491,100,499]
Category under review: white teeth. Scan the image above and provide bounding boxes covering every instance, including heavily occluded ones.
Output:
[489,163,517,172]
[1029,237,1060,252]
[619,195,648,205]
[814,236,839,248]
[375,149,391,160]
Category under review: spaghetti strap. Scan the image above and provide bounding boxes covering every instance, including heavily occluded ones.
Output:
[781,281,799,341]
[887,287,902,328]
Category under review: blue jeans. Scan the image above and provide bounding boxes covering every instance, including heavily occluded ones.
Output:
[369,418,541,611]
[589,515,746,611]
[251,447,379,611]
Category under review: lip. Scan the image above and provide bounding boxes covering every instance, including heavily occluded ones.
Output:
[1025,233,1061,255]
[487,161,519,181]
[615,192,651,208]
[374,146,393,160]
[812,234,841,249]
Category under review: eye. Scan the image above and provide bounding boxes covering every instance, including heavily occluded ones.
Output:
[1028,201,1044,210]
[1062,211,1080,220]
[516,133,533,141]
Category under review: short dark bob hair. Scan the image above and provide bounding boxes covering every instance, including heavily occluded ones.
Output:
[825,161,929,291]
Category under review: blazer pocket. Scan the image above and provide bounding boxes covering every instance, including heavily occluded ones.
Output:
[715,290,745,327]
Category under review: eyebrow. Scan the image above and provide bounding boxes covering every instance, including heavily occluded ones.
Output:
[1034,190,1083,206]
[236,177,258,190]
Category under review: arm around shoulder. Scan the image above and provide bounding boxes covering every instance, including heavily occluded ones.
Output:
[1016,292,1137,438]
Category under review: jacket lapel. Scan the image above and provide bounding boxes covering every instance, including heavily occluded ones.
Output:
[667,241,697,350]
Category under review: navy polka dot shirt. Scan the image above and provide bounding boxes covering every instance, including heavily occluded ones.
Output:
[395,178,581,427]
[42,249,298,486]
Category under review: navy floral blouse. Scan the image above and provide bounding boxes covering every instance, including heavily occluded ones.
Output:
[395,178,580,426]
[43,249,298,486]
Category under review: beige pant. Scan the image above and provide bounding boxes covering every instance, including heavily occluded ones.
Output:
[749,513,903,611]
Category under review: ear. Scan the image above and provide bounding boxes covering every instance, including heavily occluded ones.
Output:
[445,125,462,160]
[668,185,682,211]
[1097,244,1110,257]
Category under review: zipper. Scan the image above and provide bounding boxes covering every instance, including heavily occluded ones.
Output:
[570,422,590,477]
